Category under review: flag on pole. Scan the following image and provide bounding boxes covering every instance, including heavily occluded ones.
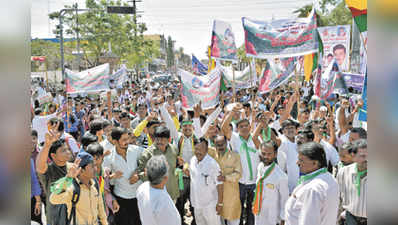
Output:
[210,20,237,61]
[208,46,216,73]
[345,0,367,32]
[358,72,367,121]
[304,12,324,82]
[258,57,298,93]
[192,54,208,75]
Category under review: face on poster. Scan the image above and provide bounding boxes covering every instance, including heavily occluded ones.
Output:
[318,25,351,72]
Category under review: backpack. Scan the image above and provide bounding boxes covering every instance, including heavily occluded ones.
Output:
[67,178,99,225]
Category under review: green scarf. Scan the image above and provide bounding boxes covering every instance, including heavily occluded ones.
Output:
[50,177,73,194]
[239,135,257,180]
[262,127,271,142]
[175,168,184,190]
[297,168,327,185]
[355,163,367,196]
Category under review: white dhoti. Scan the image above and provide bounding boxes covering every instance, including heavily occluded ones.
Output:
[195,206,221,225]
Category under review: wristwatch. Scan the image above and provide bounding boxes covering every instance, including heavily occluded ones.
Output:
[217,203,223,206]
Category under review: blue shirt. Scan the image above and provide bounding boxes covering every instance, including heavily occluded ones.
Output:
[63,113,79,133]
[31,158,41,198]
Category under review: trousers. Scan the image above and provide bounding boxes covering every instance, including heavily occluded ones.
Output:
[239,183,256,225]
[176,177,196,225]
[114,196,141,225]
[345,211,367,225]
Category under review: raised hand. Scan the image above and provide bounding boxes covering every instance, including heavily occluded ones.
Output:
[45,121,61,146]
[66,158,82,179]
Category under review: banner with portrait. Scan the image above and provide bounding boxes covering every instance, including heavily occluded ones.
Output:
[318,25,351,72]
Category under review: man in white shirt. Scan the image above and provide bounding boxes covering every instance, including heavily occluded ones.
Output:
[222,116,261,225]
[186,137,223,225]
[336,139,367,225]
[32,109,61,145]
[103,127,143,225]
[137,155,181,225]
[253,141,289,225]
[277,119,300,194]
[285,142,339,225]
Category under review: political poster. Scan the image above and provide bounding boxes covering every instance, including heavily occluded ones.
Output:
[192,55,208,75]
[110,65,128,89]
[210,20,238,61]
[178,67,222,109]
[318,25,351,72]
[65,63,110,94]
[258,57,298,93]
[317,59,340,99]
[342,73,365,92]
[220,60,257,89]
[242,10,318,58]
[358,73,367,121]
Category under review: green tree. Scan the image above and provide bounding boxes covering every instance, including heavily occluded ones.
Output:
[293,0,351,26]
[49,0,160,75]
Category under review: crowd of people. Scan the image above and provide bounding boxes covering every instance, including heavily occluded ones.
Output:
[30,74,367,225]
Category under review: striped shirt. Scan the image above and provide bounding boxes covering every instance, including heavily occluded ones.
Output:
[336,163,367,218]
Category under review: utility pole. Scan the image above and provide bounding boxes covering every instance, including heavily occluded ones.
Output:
[74,3,81,71]
[58,8,101,81]
[128,0,142,81]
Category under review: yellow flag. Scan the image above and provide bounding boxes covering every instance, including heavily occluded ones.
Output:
[303,53,314,82]
[208,46,216,73]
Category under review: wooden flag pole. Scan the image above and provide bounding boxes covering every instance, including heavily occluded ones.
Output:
[107,91,112,121]
[232,63,236,103]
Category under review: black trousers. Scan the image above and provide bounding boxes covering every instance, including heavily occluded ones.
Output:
[114,196,141,225]
[239,183,256,225]
[345,211,367,225]
[31,197,42,224]
[176,177,196,225]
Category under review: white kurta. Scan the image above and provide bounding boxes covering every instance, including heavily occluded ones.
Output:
[255,163,289,225]
[137,182,181,225]
[190,154,222,225]
[285,169,339,225]
[230,132,260,185]
[320,140,340,167]
[277,135,299,194]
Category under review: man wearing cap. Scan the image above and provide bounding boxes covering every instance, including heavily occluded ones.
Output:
[137,155,182,225]
[49,151,108,225]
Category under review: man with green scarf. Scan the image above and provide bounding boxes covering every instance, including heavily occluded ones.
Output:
[336,139,367,225]
[253,141,288,225]
[223,115,260,225]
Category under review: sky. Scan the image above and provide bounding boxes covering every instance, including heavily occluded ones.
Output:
[31,0,315,60]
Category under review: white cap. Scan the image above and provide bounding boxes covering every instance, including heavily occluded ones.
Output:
[320,106,327,111]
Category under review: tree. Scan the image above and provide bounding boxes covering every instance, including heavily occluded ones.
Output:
[293,0,351,26]
[49,0,160,74]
